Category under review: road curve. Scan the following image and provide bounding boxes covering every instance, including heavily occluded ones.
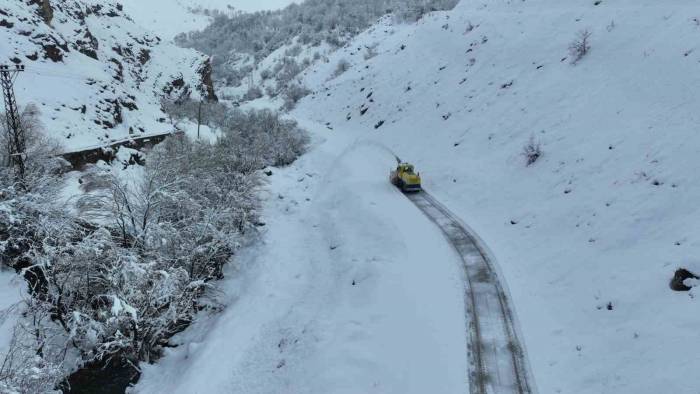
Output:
[407,191,535,394]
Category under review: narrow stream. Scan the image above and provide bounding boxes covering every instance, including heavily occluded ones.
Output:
[61,358,140,394]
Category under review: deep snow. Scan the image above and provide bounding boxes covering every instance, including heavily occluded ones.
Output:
[142,0,700,393]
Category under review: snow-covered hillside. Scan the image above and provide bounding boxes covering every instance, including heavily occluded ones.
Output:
[294,1,700,393]
[138,1,700,393]
[118,0,298,41]
[0,0,214,152]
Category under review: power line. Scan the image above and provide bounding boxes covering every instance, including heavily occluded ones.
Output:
[24,69,87,81]
[24,66,99,80]
[1,64,27,183]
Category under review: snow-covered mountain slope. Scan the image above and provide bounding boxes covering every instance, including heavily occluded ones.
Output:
[118,0,298,41]
[128,1,700,393]
[290,1,700,393]
[140,1,700,393]
[1,0,214,152]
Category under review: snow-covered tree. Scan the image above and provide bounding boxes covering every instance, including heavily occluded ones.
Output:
[175,0,460,89]
[0,102,307,390]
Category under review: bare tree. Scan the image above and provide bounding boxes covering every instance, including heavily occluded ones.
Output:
[0,98,308,390]
[364,44,379,60]
[282,83,312,111]
[522,135,542,166]
[569,29,592,64]
[332,59,351,78]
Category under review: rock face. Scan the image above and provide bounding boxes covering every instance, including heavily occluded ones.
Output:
[198,58,218,102]
[29,0,53,24]
[670,268,699,292]
[0,0,214,151]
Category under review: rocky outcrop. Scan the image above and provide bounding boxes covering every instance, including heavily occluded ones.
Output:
[30,0,53,25]
[1,0,215,151]
[198,58,219,102]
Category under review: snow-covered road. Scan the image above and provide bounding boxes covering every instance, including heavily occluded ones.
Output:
[408,192,535,394]
[136,127,537,393]
[136,128,470,393]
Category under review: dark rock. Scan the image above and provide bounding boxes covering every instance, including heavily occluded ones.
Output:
[197,58,218,101]
[42,44,64,62]
[138,49,151,65]
[670,268,699,291]
[30,0,54,25]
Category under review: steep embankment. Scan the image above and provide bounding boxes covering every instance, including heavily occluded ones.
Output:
[291,1,700,393]
[0,0,213,152]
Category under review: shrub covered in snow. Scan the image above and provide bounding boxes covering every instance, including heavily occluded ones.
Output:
[243,85,264,101]
[332,59,351,78]
[175,0,459,86]
[0,102,308,390]
[0,134,263,374]
[0,105,65,190]
[0,315,64,394]
[364,44,379,60]
[569,29,592,64]
[163,100,310,165]
[282,83,312,111]
[219,108,310,166]
[522,135,543,166]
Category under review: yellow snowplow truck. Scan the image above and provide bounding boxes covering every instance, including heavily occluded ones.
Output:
[390,162,422,192]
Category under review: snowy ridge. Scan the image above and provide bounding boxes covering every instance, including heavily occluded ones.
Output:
[0,0,214,152]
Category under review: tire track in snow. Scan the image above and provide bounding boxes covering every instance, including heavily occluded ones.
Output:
[407,191,535,394]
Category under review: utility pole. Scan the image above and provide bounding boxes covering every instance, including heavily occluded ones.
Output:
[197,100,202,140]
[1,64,26,182]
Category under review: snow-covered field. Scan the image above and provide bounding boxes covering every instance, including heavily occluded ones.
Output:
[119,0,298,40]
[141,0,700,393]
